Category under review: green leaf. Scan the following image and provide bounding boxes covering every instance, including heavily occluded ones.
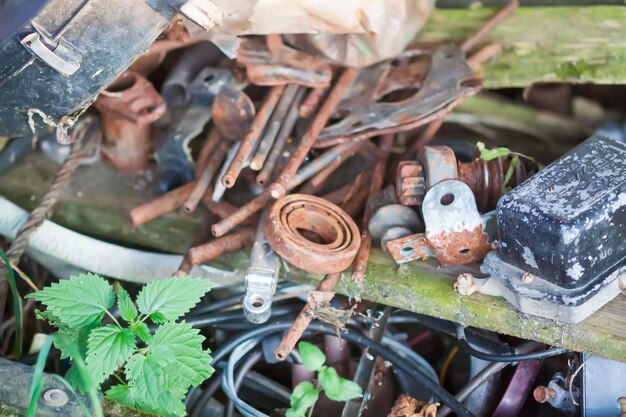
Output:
[289,381,319,414]
[27,273,114,328]
[130,322,152,344]
[502,155,519,192]
[298,341,326,372]
[126,354,187,417]
[54,327,88,360]
[117,287,138,322]
[149,322,214,387]
[106,385,134,408]
[318,367,341,399]
[476,141,511,161]
[149,311,167,324]
[136,277,216,322]
[35,309,61,326]
[86,325,136,386]
[334,379,363,402]
[286,410,305,417]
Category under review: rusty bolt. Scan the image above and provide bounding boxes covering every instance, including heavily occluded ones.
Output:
[521,272,535,284]
[533,386,557,403]
[396,161,426,206]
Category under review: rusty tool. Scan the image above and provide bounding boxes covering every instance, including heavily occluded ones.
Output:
[188,227,256,265]
[212,140,367,237]
[256,88,306,186]
[250,84,300,171]
[265,194,361,274]
[129,182,195,226]
[269,68,358,199]
[95,71,166,172]
[299,87,328,119]
[222,85,285,188]
[351,134,395,283]
[274,272,341,360]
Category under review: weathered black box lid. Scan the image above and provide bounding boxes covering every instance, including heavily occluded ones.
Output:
[496,135,626,290]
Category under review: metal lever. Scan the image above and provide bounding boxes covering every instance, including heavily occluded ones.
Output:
[244,212,280,324]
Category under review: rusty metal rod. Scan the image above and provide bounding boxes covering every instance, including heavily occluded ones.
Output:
[188,227,256,265]
[195,127,222,176]
[250,84,300,171]
[339,173,372,218]
[402,118,444,160]
[202,195,237,219]
[256,88,306,186]
[212,142,358,237]
[129,182,195,226]
[222,85,285,188]
[299,87,328,118]
[274,272,341,360]
[467,42,503,69]
[351,134,395,283]
[269,68,358,199]
[300,140,367,195]
[184,134,229,213]
[460,0,519,52]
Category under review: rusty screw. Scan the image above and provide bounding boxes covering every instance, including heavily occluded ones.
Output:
[533,386,557,403]
[396,160,426,206]
[521,272,535,284]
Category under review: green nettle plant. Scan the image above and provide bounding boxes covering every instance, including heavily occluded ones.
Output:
[286,341,362,417]
[28,273,217,417]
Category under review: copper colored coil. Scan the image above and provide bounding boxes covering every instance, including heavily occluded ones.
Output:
[265,194,361,274]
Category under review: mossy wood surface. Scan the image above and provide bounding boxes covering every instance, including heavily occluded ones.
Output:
[1,153,626,363]
[420,6,626,87]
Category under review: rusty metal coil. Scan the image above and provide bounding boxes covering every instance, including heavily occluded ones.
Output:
[265,194,361,274]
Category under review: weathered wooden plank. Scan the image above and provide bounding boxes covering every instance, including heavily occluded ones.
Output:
[420,6,626,87]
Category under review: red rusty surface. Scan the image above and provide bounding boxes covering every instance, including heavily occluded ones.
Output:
[188,227,256,265]
[212,88,256,141]
[95,71,165,172]
[265,194,361,274]
[129,182,194,226]
[395,160,425,206]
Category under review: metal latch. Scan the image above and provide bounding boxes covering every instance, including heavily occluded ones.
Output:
[21,32,82,76]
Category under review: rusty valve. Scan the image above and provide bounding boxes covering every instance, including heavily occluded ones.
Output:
[396,145,535,212]
[265,194,361,274]
[95,71,166,172]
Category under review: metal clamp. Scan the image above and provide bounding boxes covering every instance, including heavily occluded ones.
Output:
[21,32,81,76]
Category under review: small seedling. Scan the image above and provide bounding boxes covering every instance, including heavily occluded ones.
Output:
[286,341,362,417]
[28,273,217,417]
[476,141,525,192]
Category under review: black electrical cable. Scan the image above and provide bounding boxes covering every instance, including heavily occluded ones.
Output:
[205,321,475,417]
[456,326,568,362]
[226,349,263,417]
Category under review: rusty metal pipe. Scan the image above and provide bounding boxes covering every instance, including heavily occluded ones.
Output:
[250,84,300,170]
[269,68,358,199]
[467,42,503,69]
[299,87,328,118]
[212,142,357,237]
[222,85,285,188]
[274,272,341,360]
[184,134,229,213]
[195,128,222,177]
[256,88,306,186]
[351,134,394,283]
[188,227,256,265]
[460,0,519,52]
[129,182,195,226]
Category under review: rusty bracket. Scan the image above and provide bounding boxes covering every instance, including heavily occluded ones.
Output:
[316,44,479,146]
[386,180,493,266]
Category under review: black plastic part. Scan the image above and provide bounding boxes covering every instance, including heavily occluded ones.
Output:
[0,0,175,137]
[496,135,626,290]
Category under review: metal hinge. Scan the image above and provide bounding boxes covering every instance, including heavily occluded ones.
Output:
[20,32,82,76]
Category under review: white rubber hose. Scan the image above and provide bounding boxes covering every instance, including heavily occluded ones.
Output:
[0,197,239,284]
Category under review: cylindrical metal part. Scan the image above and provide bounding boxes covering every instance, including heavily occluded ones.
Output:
[299,87,328,119]
[188,227,256,265]
[129,182,194,226]
[269,68,358,199]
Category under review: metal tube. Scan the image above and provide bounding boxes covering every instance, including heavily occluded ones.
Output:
[221,85,285,188]
[129,182,195,226]
[269,68,358,199]
[188,227,256,265]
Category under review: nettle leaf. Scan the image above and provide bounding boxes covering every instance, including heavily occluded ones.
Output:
[86,325,136,386]
[334,379,362,402]
[149,311,167,324]
[476,141,511,161]
[130,322,152,344]
[54,327,93,360]
[289,381,319,414]
[117,287,138,322]
[298,341,326,372]
[126,354,187,417]
[149,322,214,386]
[319,367,361,402]
[136,277,216,322]
[27,273,114,328]
[106,384,134,408]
